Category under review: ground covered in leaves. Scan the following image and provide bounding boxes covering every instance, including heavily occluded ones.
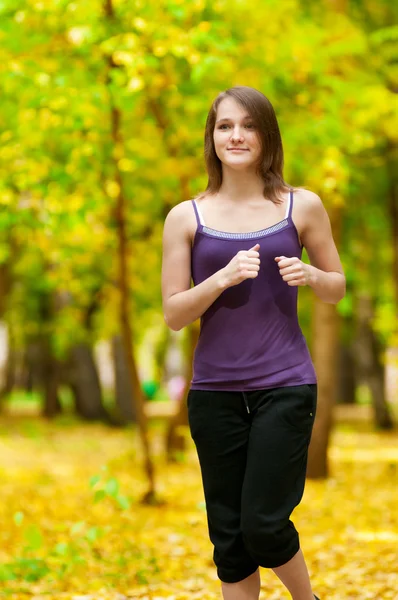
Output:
[0,413,397,599]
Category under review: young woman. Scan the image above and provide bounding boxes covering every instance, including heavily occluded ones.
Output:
[161,86,345,600]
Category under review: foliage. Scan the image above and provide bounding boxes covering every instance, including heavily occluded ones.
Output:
[0,416,397,598]
[0,0,397,356]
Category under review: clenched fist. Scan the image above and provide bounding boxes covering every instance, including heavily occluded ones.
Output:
[219,244,261,289]
[275,255,312,286]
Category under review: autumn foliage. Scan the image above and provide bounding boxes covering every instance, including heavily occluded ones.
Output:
[0,418,397,599]
[0,0,397,598]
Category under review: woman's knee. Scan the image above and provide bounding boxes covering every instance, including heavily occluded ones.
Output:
[241,514,277,552]
[241,515,299,567]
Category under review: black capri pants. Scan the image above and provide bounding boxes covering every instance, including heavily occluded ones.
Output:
[187,384,317,584]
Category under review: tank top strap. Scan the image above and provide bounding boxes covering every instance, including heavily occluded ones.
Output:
[285,189,294,221]
[191,199,205,226]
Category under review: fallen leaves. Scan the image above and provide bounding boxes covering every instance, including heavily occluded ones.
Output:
[0,417,397,599]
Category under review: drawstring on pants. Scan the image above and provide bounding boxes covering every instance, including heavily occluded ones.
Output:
[242,392,250,414]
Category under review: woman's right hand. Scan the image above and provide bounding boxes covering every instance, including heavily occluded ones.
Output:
[219,244,261,288]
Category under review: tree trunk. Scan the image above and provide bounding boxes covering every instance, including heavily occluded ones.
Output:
[24,339,48,392]
[66,343,109,421]
[386,128,398,315]
[113,134,157,501]
[337,341,356,404]
[112,334,136,423]
[21,336,63,418]
[307,299,339,479]
[0,329,16,406]
[104,0,157,504]
[354,294,394,430]
[386,148,398,411]
[0,263,11,318]
[153,325,171,386]
[307,198,344,480]
[166,323,200,461]
[42,352,62,418]
[326,0,347,11]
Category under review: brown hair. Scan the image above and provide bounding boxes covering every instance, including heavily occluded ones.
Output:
[199,86,291,204]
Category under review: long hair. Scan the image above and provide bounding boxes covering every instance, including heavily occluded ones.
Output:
[200,86,290,204]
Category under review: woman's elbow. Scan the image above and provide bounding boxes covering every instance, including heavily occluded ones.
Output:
[163,312,183,332]
[332,276,346,304]
[338,275,347,302]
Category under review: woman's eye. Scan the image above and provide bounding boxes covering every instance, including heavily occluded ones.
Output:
[217,123,255,130]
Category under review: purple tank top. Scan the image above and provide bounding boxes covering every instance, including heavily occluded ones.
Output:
[190,191,317,391]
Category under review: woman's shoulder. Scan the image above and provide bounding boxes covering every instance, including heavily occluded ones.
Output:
[289,188,325,235]
[292,188,324,217]
[293,187,322,205]
[165,192,212,219]
[165,199,195,221]
[163,199,198,239]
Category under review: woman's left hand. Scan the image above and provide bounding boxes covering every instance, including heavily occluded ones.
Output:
[274,256,312,287]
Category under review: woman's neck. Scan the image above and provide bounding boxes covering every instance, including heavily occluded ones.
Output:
[217,168,265,203]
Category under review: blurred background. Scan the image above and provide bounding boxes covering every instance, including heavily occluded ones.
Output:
[0,0,397,598]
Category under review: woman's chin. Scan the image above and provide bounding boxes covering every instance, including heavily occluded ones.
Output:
[223,159,256,171]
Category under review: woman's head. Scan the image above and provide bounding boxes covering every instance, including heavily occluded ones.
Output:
[203,86,289,202]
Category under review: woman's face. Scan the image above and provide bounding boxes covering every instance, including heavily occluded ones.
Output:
[213,97,262,171]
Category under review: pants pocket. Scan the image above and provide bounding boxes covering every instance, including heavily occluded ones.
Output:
[274,384,317,433]
[187,390,213,443]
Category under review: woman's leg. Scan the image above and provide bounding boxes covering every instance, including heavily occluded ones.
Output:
[187,390,259,593]
[272,549,314,600]
[240,385,317,600]
[221,568,260,600]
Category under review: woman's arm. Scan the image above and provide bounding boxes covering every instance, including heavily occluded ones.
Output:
[275,190,346,304]
[161,202,227,331]
[162,202,261,330]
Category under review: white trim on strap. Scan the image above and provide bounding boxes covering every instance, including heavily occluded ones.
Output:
[284,191,292,219]
[194,200,205,225]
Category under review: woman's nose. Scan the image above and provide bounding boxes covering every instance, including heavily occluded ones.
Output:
[230,127,243,141]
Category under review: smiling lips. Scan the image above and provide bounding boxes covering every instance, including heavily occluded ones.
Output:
[227,148,249,151]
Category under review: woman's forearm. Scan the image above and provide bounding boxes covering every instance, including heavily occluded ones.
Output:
[164,269,228,331]
[307,266,346,304]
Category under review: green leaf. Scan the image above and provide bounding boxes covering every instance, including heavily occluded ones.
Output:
[94,489,106,503]
[89,474,101,488]
[70,521,86,534]
[116,494,131,510]
[13,512,24,526]
[105,477,119,497]
[0,563,16,582]
[86,526,104,543]
[15,558,50,582]
[54,542,69,556]
[23,524,43,550]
